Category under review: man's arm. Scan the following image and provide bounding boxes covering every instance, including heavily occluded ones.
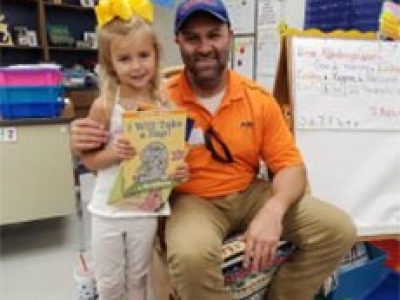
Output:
[76,98,115,170]
[243,95,307,270]
[70,117,109,156]
[244,164,306,270]
[263,164,306,221]
[77,98,136,171]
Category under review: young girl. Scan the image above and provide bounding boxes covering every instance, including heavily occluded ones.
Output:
[80,1,187,299]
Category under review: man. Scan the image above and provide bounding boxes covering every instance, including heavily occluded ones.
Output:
[71,1,356,299]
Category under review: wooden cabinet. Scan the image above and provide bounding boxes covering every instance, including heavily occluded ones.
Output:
[0,118,76,225]
[66,88,97,118]
[1,0,97,67]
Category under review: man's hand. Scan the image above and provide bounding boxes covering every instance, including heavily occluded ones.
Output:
[243,165,306,271]
[243,200,285,271]
[70,118,109,155]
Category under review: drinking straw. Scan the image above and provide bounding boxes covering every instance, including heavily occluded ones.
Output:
[79,252,88,273]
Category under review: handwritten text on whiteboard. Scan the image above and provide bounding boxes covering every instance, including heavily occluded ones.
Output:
[292,38,400,130]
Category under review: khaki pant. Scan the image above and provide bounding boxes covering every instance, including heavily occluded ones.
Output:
[163,179,356,300]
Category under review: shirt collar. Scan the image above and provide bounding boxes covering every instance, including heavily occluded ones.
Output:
[178,69,246,106]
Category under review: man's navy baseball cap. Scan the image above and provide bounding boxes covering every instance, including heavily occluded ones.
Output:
[174,0,231,34]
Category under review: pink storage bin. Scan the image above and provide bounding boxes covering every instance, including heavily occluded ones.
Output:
[0,67,62,86]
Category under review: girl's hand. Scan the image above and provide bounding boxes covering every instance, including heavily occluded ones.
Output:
[112,134,136,160]
[170,163,190,183]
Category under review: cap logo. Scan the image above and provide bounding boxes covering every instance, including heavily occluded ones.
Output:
[182,0,215,12]
[175,0,228,33]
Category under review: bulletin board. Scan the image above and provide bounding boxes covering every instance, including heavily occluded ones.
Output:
[287,36,400,237]
[305,0,400,32]
[232,36,255,79]
[225,0,283,89]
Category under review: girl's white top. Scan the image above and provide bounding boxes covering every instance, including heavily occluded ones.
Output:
[88,91,170,218]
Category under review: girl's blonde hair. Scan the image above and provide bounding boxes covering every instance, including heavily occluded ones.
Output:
[97,17,171,119]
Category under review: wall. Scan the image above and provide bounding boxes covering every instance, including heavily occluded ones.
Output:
[154,4,182,68]
[284,0,306,29]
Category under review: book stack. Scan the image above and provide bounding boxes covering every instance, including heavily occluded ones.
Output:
[221,236,296,300]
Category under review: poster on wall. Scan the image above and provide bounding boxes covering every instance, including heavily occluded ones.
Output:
[256,30,280,89]
[232,36,255,79]
[258,0,282,27]
[225,0,256,34]
[256,0,283,90]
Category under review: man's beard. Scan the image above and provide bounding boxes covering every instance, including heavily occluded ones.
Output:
[183,50,228,89]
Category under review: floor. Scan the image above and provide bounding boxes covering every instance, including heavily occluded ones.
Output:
[0,173,94,300]
[2,171,396,300]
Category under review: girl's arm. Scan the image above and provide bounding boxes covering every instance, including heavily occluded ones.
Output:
[79,98,121,171]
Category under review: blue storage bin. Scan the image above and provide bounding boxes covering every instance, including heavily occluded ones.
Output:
[328,243,387,300]
[0,100,64,119]
[0,85,64,119]
[0,85,63,104]
[364,269,400,300]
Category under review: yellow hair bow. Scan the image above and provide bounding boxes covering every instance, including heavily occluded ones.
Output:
[95,0,154,28]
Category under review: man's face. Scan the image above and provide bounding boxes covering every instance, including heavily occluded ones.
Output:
[175,13,233,85]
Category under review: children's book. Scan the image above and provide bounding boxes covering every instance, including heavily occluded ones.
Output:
[108,110,187,212]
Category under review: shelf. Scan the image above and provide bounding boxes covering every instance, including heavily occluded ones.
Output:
[49,46,97,52]
[0,45,43,50]
[2,0,96,67]
[7,0,38,5]
[44,2,95,12]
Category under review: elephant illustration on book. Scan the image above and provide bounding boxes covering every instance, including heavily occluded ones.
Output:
[136,141,168,184]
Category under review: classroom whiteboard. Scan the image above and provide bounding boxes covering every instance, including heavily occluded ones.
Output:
[290,37,400,236]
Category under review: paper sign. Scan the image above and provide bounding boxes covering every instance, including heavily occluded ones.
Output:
[0,127,17,143]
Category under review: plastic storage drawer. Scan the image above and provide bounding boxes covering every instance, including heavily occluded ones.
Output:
[0,86,62,103]
[0,86,64,119]
[0,100,64,119]
[0,67,62,86]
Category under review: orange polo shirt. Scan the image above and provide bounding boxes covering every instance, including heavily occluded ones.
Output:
[166,70,303,198]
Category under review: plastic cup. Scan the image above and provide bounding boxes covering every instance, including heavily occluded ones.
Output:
[73,267,97,300]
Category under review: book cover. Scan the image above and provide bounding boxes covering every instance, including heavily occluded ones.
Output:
[108,110,187,212]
